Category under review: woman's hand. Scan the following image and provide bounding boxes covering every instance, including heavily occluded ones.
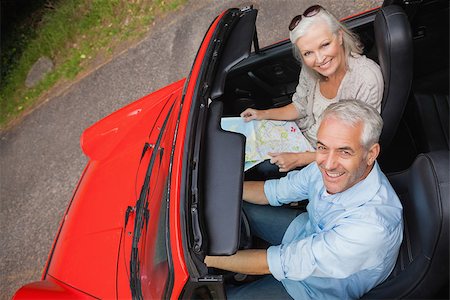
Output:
[240,108,264,122]
[269,152,315,172]
[241,104,300,122]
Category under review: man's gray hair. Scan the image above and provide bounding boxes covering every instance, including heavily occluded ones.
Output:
[289,7,363,80]
[320,100,383,149]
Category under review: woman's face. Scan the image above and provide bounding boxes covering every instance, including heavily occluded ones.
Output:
[296,21,345,78]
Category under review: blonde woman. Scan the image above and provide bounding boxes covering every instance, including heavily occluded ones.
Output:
[241,5,383,172]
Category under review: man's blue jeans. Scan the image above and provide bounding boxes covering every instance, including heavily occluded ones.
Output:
[225,202,304,299]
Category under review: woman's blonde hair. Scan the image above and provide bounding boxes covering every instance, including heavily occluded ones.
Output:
[289,7,363,79]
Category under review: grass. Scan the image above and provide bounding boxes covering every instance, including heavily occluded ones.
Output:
[0,0,187,130]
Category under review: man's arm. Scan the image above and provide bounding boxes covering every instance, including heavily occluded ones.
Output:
[243,181,269,205]
[204,249,270,275]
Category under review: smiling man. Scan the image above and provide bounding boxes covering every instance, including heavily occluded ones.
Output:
[205,100,403,300]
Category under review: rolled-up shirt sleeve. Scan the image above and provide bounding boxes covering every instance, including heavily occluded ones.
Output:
[267,244,285,279]
[264,163,315,206]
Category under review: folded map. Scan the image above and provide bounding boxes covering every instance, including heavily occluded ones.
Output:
[221,118,314,170]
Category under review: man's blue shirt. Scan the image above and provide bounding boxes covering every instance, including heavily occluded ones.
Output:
[264,162,403,300]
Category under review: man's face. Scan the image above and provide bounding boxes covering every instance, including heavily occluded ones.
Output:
[316,116,378,194]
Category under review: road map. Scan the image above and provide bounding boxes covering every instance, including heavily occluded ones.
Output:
[221,117,315,170]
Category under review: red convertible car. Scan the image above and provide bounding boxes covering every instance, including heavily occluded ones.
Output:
[14,0,448,299]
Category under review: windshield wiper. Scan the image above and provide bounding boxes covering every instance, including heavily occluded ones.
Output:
[129,104,174,299]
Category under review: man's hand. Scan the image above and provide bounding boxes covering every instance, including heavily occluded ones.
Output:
[204,249,270,275]
[269,151,316,172]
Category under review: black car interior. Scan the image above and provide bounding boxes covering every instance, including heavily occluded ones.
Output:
[203,101,245,256]
[363,150,449,299]
[198,0,449,298]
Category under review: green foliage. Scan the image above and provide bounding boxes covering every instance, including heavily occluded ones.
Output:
[0,0,186,129]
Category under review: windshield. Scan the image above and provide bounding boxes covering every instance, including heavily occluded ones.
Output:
[129,102,175,299]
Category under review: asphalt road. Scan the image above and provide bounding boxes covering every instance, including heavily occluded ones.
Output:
[0,0,382,298]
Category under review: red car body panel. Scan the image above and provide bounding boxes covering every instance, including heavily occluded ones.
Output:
[13,8,225,299]
[11,276,96,299]
[46,80,183,299]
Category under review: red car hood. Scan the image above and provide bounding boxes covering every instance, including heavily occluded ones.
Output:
[45,79,185,299]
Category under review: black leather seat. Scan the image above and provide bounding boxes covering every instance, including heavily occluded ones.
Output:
[374,5,413,151]
[410,93,449,152]
[363,151,449,299]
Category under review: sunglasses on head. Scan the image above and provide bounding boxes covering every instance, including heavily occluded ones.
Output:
[289,5,323,31]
